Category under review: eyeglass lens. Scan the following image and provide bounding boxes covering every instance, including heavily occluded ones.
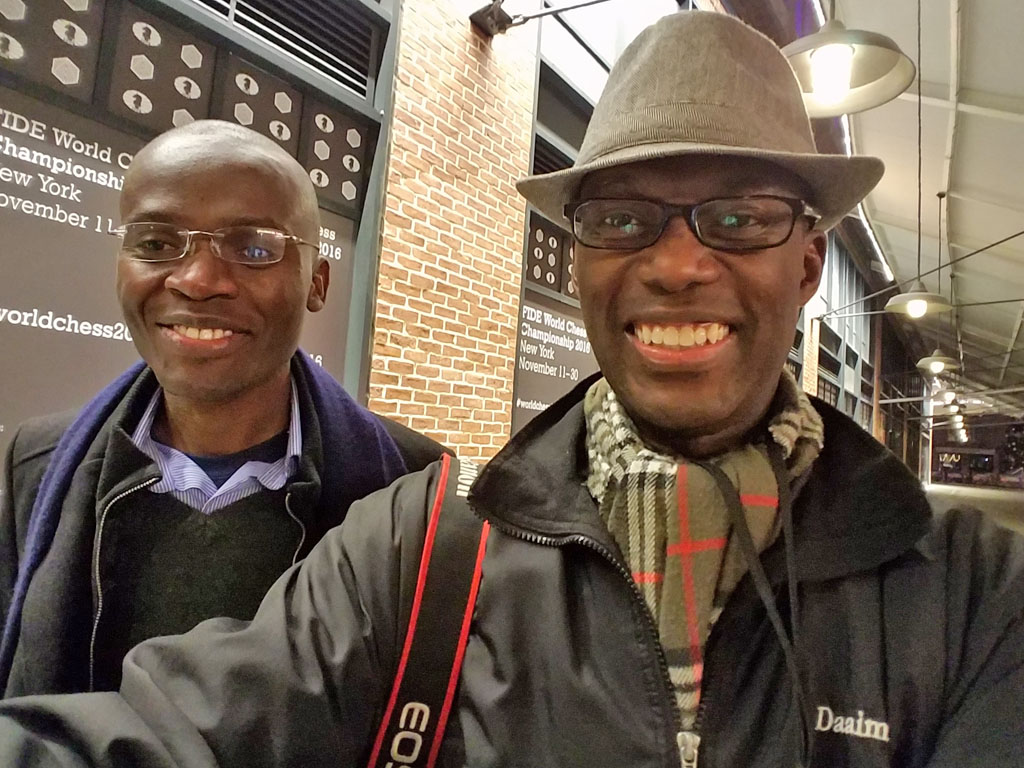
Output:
[572,197,800,251]
[119,223,288,264]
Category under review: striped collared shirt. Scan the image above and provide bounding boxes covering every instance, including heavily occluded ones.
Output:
[130,380,302,514]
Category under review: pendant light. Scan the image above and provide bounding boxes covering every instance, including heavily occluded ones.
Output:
[917,193,959,375]
[782,0,915,118]
[885,281,953,318]
[885,1,951,319]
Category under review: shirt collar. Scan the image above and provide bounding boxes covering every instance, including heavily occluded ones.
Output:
[130,377,302,492]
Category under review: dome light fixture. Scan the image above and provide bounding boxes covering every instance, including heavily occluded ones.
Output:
[782,1,915,118]
[884,280,953,318]
[917,348,959,375]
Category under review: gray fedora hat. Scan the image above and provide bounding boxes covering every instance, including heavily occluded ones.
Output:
[517,11,884,232]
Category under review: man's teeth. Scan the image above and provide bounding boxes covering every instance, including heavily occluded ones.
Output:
[635,322,729,348]
[172,325,233,340]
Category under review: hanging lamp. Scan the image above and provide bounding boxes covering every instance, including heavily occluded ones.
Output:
[916,192,959,374]
[918,349,959,375]
[782,0,915,118]
[885,280,952,318]
[883,5,951,319]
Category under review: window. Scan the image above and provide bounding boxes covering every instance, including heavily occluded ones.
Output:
[785,358,802,382]
[816,377,839,407]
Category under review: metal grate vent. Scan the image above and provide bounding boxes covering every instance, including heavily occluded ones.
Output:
[193,0,377,99]
[532,134,572,176]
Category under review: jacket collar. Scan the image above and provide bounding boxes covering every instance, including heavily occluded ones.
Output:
[472,374,932,582]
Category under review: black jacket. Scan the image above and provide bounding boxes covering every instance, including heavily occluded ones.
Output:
[0,381,1021,767]
[0,362,448,697]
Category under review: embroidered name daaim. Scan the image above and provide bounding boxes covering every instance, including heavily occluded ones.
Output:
[815,706,890,743]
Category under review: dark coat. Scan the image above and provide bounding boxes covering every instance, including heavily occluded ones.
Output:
[0,380,1021,767]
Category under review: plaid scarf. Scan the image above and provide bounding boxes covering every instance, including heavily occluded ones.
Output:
[584,371,823,728]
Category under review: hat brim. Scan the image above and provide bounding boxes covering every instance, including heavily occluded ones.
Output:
[516,142,884,233]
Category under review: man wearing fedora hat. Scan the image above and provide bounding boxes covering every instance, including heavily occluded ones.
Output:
[0,11,1022,768]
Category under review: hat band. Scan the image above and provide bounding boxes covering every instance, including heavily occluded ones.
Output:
[579,102,817,164]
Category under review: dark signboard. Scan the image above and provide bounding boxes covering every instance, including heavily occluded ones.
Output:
[0,84,356,458]
[511,288,599,434]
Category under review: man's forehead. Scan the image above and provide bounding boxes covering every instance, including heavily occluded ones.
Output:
[580,155,810,199]
[123,146,299,214]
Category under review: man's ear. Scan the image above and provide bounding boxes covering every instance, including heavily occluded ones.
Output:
[799,230,826,304]
[307,257,330,312]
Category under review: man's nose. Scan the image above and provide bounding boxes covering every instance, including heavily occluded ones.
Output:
[163,235,238,300]
[635,216,721,293]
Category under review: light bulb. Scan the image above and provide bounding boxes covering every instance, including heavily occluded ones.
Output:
[906,299,929,318]
[948,404,959,414]
[810,43,855,105]
[929,360,946,374]
[952,415,964,425]
[943,390,957,404]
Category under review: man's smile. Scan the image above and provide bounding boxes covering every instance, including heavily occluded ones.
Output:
[631,321,731,348]
[168,324,235,341]
[155,317,250,351]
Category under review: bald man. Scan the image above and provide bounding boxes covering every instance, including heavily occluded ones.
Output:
[0,121,445,696]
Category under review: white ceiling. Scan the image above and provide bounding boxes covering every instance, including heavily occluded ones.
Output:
[842,0,1024,416]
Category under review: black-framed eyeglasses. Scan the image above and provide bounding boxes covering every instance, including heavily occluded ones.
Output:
[564,196,820,252]
[113,222,317,265]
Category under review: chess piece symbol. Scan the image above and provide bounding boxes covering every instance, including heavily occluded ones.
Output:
[315,114,334,133]
[174,77,200,100]
[133,22,161,47]
[269,121,291,141]
[0,32,23,62]
[123,89,153,114]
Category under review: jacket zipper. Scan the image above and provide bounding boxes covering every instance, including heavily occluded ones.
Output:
[89,477,158,692]
[285,491,307,565]
[482,517,691,767]
[676,612,724,768]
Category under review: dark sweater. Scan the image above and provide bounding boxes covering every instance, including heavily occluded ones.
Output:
[95,461,298,689]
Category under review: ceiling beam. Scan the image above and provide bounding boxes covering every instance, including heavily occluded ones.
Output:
[947,188,1024,216]
[898,87,1024,124]
[999,303,1024,384]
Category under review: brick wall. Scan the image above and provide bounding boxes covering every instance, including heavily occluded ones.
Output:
[367,0,538,461]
